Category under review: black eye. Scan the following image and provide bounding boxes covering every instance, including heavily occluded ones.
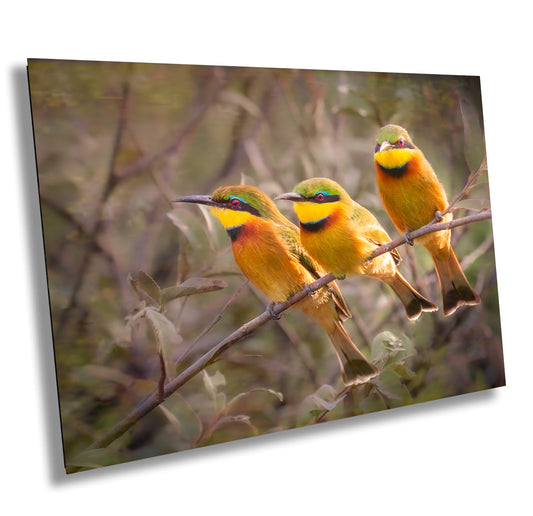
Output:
[375,143,381,153]
[230,198,240,207]
[397,137,405,147]
[315,193,325,202]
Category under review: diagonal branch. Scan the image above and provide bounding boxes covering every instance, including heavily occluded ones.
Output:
[368,209,491,261]
[71,208,492,468]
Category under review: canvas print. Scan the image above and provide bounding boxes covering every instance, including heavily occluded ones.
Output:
[28,59,505,473]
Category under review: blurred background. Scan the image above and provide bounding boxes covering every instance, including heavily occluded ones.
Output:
[28,59,503,471]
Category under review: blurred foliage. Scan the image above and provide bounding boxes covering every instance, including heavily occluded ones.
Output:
[28,59,504,473]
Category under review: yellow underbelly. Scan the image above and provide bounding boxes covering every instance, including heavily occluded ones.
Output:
[300,219,374,277]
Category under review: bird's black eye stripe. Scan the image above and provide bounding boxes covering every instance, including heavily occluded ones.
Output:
[394,139,414,150]
[375,140,415,152]
[307,194,340,204]
[222,198,262,217]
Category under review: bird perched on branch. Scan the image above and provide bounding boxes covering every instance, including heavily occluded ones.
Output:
[174,185,378,385]
[276,178,437,321]
[373,124,481,315]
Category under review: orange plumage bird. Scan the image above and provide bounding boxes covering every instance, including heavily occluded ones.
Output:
[374,124,481,315]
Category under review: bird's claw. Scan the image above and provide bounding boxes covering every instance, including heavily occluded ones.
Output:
[304,283,314,296]
[405,230,414,246]
[267,302,282,320]
[434,210,444,222]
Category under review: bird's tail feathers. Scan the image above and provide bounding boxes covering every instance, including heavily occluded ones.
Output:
[385,272,438,320]
[327,322,378,385]
[432,248,481,316]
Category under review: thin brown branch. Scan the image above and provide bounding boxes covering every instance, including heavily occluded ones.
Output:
[174,279,250,365]
[443,156,487,216]
[368,209,492,261]
[157,352,166,400]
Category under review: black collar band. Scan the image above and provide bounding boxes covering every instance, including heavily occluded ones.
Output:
[227,225,244,241]
[300,217,329,232]
[377,162,408,178]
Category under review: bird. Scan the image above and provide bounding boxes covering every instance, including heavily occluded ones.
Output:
[373,124,481,315]
[276,178,437,321]
[174,185,378,385]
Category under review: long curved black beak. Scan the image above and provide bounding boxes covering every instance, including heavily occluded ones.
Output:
[173,194,219,207]
[274,192,306,202]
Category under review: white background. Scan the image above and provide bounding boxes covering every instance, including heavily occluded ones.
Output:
[2,2,531,514]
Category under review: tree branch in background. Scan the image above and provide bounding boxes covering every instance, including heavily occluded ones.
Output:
[56,73,226,341]
[56,82,132,338]
[117,71,225,181]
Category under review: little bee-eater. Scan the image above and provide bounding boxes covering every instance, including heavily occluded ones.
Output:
[374,124,481,315]
[276,178,437,321]
[174,185,378,385]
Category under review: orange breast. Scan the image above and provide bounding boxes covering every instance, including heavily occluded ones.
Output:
[231,219,314,303]
[375,153,448,233]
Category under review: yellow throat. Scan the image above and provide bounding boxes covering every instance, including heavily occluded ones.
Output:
[210,206,255,229]
[293,201,337,224]
[375,148,413,169]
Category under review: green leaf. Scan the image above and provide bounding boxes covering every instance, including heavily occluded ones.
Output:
[220,90,261,117]
[390,362,417,380]
[160,393,203,444]
[66,448,122,470]
[201,414,259,445]
[161,277,227,304]
[129,270,162,305]
[145,307,182,380]
[202,370,227,413]
[301,384,347,415]
[371,370,414,407]
[225,388,284,414]
[370,331,416,369]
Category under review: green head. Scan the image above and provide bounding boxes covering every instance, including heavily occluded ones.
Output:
[275,177,351,225]
[175,185,290,229]
[277,177,351,205]
[211,185,287,221]
[375,124,415,152]
[374,125,417,171]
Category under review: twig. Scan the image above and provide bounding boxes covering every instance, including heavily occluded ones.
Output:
[460,232,494,272]
[443,156,488,217]
[173,279,249,365]
[157,352,166,400]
